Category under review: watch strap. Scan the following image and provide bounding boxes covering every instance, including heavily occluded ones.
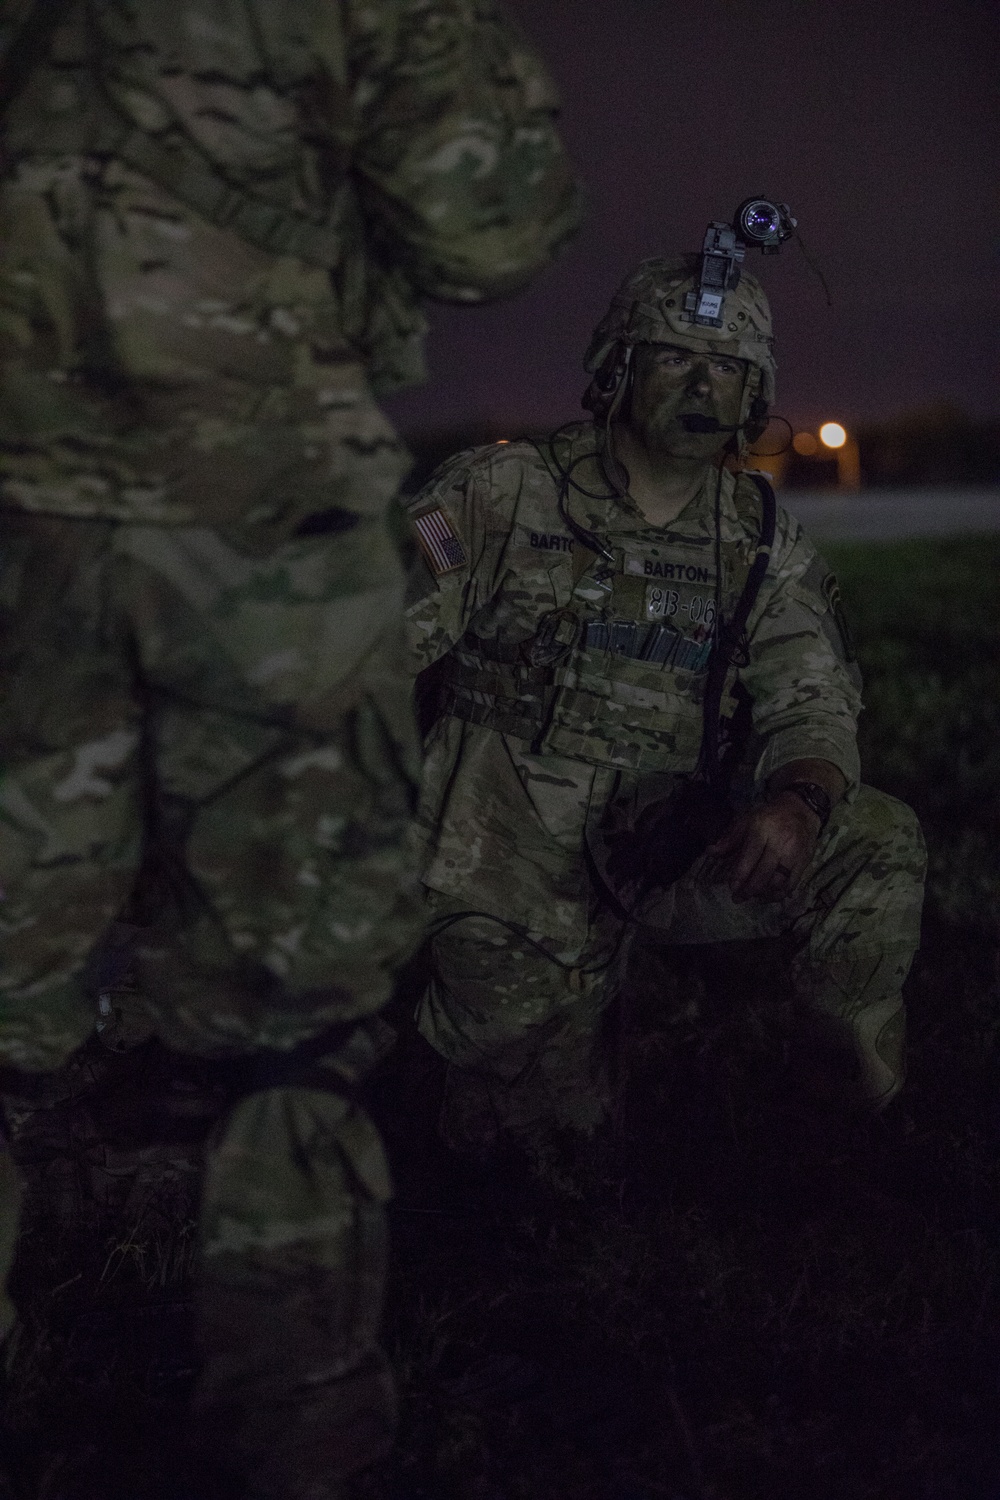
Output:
[783,781,833,830]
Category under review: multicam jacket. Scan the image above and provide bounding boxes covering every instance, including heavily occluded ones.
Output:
[405,422,863,940]
[0,0,581,529]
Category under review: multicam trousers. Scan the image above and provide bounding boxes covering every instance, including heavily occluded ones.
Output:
[420,785,926,1145]
[0,510,422,1493]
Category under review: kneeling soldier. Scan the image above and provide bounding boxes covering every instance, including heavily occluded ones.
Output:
[405,233,926,1151]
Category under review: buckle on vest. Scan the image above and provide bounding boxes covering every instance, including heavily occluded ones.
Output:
[521,608,580,668]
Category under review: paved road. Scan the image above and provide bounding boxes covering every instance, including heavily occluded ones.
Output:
[779,486,1000,543]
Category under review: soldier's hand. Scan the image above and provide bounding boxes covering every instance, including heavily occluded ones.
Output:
[701,791,822,903]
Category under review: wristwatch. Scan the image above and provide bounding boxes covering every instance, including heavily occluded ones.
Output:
[782,781,833,831]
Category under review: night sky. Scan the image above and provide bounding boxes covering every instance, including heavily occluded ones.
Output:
[385,0,999,442]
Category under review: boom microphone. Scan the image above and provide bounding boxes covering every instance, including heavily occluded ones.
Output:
[678,413,740,433]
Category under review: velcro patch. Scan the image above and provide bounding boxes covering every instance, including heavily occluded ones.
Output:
[820,571,857,662]
[412,506,467,576]
[625,555,715,584]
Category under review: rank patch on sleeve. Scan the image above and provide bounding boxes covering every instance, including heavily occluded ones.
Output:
[412,505,467,576]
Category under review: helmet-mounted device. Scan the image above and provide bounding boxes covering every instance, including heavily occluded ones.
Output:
[684,197,796,328]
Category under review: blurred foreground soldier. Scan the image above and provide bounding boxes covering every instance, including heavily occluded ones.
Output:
[405,236,926,1154]
[0,0,580,1492]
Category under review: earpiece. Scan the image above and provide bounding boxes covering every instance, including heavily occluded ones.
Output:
[743,394,770,444]
[582,342,632,418]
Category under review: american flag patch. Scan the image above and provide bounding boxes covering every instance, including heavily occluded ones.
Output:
[412,505,467,576]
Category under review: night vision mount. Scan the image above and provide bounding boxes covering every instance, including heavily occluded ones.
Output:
[683,196,796,329]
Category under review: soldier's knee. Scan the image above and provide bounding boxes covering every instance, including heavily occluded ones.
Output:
[797,990,906,1116]
[853,991,906,1112]
[846,785,927,876]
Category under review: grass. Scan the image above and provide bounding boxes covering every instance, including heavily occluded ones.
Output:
[372,924,1000,1500]
[825,535,1000,938]
[0,1045,202,1496]
[3,538,999,1500]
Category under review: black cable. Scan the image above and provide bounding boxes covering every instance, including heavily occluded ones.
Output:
[562,448,621,504]
[557,467,615,563]
[531,425,619,563]
[748,414,794,458]
[541,424,616,499]
[794,229,834,308]
[425,907,631,978]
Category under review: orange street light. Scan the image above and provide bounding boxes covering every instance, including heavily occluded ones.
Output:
[792,431,818,456]
[819,422,847,449]
[819,421,860,490]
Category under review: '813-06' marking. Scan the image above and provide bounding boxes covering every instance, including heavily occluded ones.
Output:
[646,584,717,626]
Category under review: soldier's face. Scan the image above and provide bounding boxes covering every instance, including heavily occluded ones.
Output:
[626,343,748,458]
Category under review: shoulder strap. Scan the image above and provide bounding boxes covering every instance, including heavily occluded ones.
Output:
[0,0,76,115]
[699,470,777,786]
[90,108,354,267]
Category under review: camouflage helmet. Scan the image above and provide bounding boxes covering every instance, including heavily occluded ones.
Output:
[583,255,776,432]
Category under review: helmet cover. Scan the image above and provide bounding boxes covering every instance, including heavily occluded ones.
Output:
[584,255,776,424]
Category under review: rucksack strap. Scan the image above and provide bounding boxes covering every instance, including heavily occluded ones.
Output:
[699,469,777,786]
[91,109,354,268]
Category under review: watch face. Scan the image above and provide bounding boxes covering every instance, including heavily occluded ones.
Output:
[787,783,831,826]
